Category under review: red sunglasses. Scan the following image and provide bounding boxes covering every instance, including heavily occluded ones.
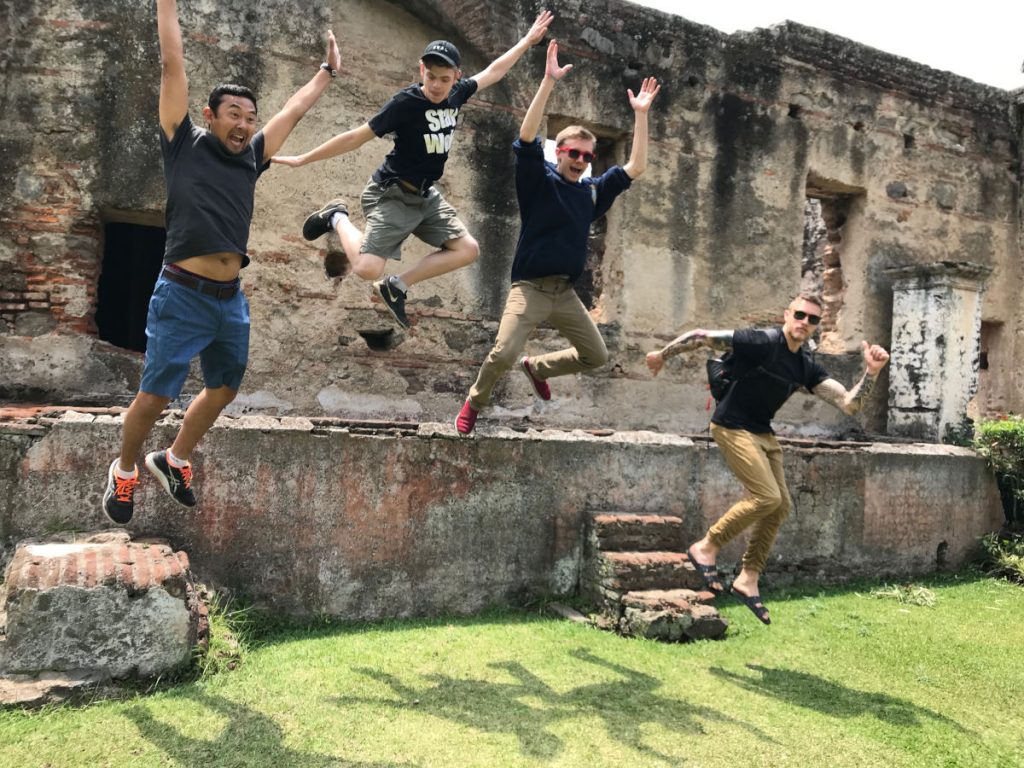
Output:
[555,147,596,163]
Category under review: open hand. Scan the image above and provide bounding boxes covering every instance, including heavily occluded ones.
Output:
[546,40,573,81]
[325,29,341,72]
[646,351,665,377]
[862,340,890,376]
[525,10,554,46]
[628,77,660,113]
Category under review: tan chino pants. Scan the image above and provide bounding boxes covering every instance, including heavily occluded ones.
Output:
[707,422,793,574]
[468,277,608,409]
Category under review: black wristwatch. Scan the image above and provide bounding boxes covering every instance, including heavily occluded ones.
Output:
[320,62,337,78]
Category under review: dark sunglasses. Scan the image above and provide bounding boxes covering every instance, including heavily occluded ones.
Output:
[556,147,596,163]
[792,310,821,325]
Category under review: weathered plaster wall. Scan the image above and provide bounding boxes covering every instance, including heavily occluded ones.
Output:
[1,0,1020,433]
[0,413,1004,618]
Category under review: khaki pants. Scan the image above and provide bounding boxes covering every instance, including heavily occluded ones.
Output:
[708,423,792,574]
[468,277,608,409]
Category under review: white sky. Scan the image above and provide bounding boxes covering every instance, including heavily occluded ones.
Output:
[628,0,1024,91]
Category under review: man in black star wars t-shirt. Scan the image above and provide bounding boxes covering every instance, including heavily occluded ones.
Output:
[645,293,890,624]
[274,12,554,329]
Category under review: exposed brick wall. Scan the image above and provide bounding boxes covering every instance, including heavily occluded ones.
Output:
[4,539,190,594]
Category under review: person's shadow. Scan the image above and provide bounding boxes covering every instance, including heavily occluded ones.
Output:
[710,664,969,732]
[332,648,774,763]
[124,689,417,768]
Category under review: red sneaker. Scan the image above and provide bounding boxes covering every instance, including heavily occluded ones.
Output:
[520,357,551,401]
[456,399,479,435]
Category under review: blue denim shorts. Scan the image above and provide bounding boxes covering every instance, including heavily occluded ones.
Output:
[139,275,250,398]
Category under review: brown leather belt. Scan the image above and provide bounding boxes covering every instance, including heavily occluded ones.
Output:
[161,267,240,299]
[395,178,432,196]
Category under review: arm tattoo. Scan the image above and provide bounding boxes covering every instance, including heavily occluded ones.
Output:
[814,371,877,415]
[661,329,734,360]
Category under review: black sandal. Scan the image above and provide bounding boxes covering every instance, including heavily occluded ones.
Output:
[687,546,724,596]
[730,585,771,625]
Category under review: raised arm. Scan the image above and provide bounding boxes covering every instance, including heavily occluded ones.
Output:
[157,0,188,140]
[271,123,376,168]
[813,341,890,415]
[645,329,734,377]
[472,10,553,91]
[260,30,342,162]
[520,39,572,142]
[622,77,660,179]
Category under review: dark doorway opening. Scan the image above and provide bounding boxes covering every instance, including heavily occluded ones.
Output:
[96,222,165,352]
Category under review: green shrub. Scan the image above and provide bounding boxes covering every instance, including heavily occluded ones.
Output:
[973,415,1024,527]
[978,532,1024,584]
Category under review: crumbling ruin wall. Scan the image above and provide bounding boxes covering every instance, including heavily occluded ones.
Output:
[1,0,1020,434]
[0,413,1005,618]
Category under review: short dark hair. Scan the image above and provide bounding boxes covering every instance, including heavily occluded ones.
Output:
[208,83,258,115]
[793,292,823,309]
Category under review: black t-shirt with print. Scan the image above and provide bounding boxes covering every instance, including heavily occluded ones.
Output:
[711,327,831,434]
[368,78,479,188]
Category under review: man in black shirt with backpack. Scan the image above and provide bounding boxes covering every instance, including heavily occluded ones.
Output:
[645,293,890,624]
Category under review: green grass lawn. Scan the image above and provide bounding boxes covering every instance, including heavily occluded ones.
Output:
[2,574,1023,768]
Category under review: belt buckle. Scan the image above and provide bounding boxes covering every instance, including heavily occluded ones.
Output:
[216,284,234,300]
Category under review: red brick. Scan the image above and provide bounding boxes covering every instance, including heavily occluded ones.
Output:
[82,548,98,588]
[149,555,167,585]
[133,553,153,590]
[175,551,191,572]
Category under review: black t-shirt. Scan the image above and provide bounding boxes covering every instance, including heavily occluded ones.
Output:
[160,115,270,268]
[368,78,479,188]
[712,327,831,434]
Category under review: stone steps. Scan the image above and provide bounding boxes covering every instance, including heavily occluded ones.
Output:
[596,551,705,593]
[581,511,728,642]
[590,512,685,552]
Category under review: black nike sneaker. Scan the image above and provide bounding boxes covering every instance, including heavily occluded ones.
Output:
[145,450,197,507]
[374,276,410,328]
[302,199,348,241]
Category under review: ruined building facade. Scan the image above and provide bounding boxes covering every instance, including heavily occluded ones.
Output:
[2,0,1021,439]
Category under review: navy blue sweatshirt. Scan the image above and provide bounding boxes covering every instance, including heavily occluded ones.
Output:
[509,138,632,283]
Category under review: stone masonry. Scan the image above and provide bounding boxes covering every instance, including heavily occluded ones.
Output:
[1,0,1021,434]
[0,410,1004,620]
[0,530,206,683]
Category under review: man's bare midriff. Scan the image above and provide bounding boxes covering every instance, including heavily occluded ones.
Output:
[174,252,244,282]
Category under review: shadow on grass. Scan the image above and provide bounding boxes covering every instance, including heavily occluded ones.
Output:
[329,647,775,763]
[710,664,970,732]
[124,689,418,768]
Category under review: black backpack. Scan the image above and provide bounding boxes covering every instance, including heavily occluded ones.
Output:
[706,328,799,404]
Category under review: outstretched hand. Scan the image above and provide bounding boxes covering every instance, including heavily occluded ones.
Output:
[645,351,665,377]
[524,9,554,46]
[545,40,573,81]
[325,29,341,72]
[270,155,304,167]
[862,340,890,376]
[628,77,660,113]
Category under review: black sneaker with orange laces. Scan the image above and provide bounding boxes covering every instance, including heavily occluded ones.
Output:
[145,450,197,507]
[103,459,139,525]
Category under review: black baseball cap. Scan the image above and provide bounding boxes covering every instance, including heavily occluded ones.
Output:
[422,40,461,68]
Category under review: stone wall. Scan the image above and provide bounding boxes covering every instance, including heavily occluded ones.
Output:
[0,412,1004,618]
[1,0,1020,433]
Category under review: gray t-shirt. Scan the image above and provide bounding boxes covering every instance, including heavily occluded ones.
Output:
[160,115,270,268]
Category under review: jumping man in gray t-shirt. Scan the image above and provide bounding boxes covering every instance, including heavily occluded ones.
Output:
[102,0,342,525]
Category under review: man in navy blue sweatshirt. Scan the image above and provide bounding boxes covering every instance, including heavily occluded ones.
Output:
[456,40,659,434]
